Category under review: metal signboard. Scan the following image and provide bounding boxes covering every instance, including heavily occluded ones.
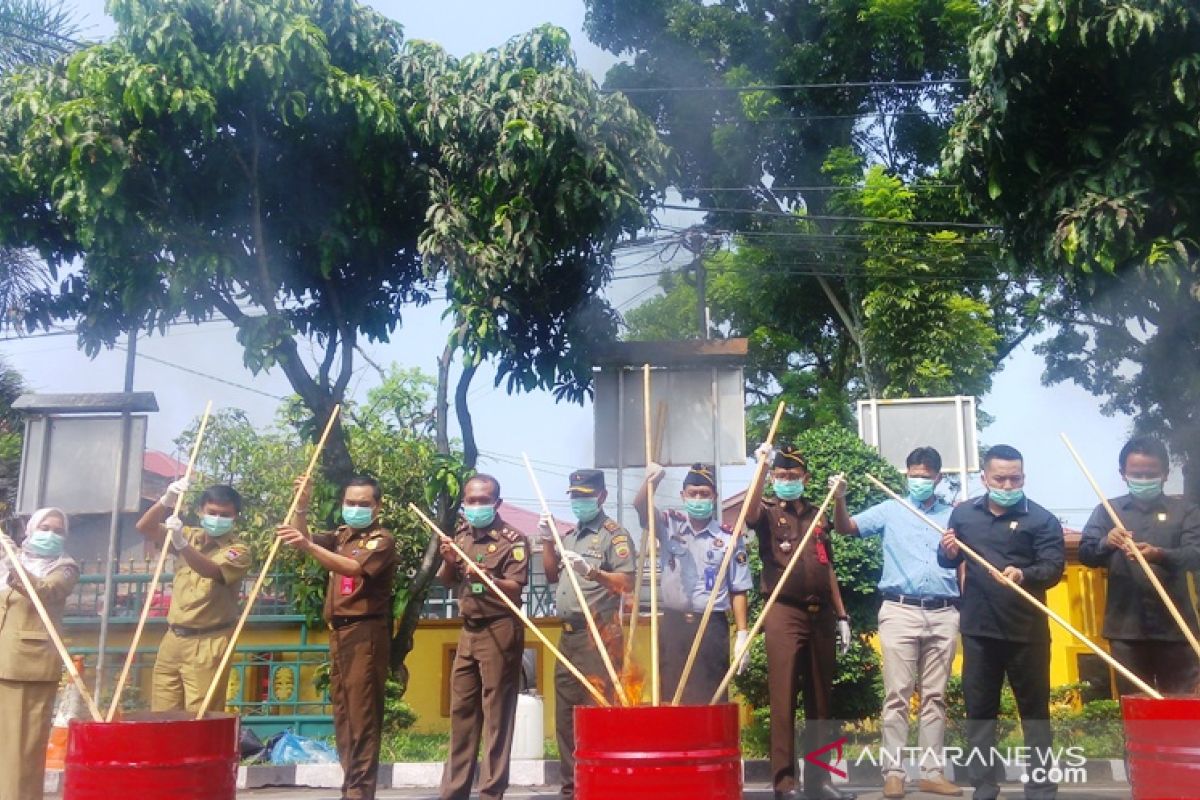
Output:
[857,396,979,497]
[17,415,147,514]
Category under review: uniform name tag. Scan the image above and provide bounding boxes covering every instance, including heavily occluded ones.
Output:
[816,541,829,564]
[340,576,356,596]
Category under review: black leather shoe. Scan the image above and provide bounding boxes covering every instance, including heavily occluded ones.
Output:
[773,790,803,800]
[804,785,858,800]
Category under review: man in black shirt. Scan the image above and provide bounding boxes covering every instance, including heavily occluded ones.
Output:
[1078,435,1200,694]
[939,445,1064,800]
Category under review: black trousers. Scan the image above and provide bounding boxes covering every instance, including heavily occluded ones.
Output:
[962,634,1056,800]
[1110,638,1200,696]
[661,609,730,705]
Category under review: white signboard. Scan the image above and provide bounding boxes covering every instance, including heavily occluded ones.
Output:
[18,415,147,514]
[857,396,979,498]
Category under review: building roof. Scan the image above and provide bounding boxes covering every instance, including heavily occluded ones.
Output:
[497,502,571,536]
[143,450,188,478]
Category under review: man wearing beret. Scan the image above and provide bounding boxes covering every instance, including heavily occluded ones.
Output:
[745,445,855,800]
[634,462,752,703]
[538,469,636,800]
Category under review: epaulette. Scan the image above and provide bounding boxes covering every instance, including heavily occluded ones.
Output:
[501,527,524,543]
[762,496,779,507]
[603,518,621,533]
[667,509,687,522]
[719,522,733,534]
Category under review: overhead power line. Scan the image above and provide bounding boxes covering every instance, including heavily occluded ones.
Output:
[604,79,968,95]
[676,184,959,194]
[660,203,998,230]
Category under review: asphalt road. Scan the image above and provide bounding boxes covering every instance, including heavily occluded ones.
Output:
[239,786,1136,799]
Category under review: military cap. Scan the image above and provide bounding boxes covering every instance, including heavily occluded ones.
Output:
[773,445,808,470]
[682,463,716,489]
[567,469,606,495]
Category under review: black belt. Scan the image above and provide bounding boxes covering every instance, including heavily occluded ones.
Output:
[561,613,612,633]
[775,595,826,613]
[330,613,384,630]
[883,593,959,610]
[666,609,728,625]
[463,615,507,631]
[168,622,233,638]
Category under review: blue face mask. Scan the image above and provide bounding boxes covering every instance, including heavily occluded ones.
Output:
[462,504,497,529]
[684,498,714,519]
[773,479,805,501]
[907,476,936,503]
[988,487,1024,508]
[342,505,374,529]
[571,498,601,523]
[200,515,235,537]
[1127,478,1164,501]
[26,530,65,557]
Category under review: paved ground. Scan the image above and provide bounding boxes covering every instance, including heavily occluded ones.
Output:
[238,787,1132,799]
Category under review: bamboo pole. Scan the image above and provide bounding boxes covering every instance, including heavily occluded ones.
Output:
[523,453,630,707]
[196,405,341,719]
[624,401,667,668]
[107,400,213,720]
[642,365,660,705]
[1060,433,1200,663]
[0,534,104,721]
[674,400,787,706]
[711,473,842,703]
[409,504,609,707]
[864,472,1164,700]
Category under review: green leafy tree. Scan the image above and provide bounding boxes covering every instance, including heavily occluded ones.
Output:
[733,424,901,723]
[0,356,25,517]
[0,0,666,482]
[945,0,1200,497]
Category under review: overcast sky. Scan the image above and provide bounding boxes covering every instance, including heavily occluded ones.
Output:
[2,0,1149,527]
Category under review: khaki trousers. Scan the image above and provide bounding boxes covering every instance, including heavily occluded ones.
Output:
[878,600,959,778]
[554,614,622,799]
[151,629,232,713]
[0,678,57,800]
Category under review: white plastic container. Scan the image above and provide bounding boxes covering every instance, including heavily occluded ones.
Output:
[510,692,544,759]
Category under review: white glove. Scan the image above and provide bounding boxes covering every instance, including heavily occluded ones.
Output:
[537,513,557,545]
[561,549,593,578]
[645,461,666,485]
[159,477,190,508]
[754,442,774,463]
[836,617,852,656]
[828,475,847,497]
[735,630,751,675]
[165,515,189,551]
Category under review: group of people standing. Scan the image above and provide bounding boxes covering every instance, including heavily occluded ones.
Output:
[0,433,1196,800]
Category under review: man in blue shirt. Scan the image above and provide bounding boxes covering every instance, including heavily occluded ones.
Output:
[635,462,753,704]
[832,447,962,799]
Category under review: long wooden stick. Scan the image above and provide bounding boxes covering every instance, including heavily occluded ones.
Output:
[523,453,629,707]
[1,535,104,720]
[674,400,787,706]
[409,504,609,707]
[642,365,660,705]
[864,472,1164,700]
[711,472,842,703]
[196,404,341,719]
[1060,433,1200,663]
[624,401,667,668]
[107,400,213,720]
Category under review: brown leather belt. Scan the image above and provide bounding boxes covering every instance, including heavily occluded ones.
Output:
[168,622,233,638]
[463,615,506,631]
[330,613,384,630]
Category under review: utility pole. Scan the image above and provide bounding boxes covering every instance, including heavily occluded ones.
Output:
[682,227,713,340]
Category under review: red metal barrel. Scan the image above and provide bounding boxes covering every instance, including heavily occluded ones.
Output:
[575,703,741,800]
[1121,694,1200,799]
[64,713,238,799]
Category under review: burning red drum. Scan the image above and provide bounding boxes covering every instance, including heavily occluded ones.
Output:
[64,713,239,799]
[1121,694,1200,799]
[575,703,741,799]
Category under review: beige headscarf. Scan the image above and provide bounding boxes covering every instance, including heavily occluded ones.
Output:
[0,507,77,582]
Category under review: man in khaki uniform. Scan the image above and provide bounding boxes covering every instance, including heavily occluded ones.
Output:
[0,507,79,800]
[135,480,251,713]
[437,474,530,800]
[278,476,398,800]
[539,469,636,800]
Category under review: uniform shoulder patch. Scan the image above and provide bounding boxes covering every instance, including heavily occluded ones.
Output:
[512,545,526,562]
[736,550,748,565]
[602,518,621,533]
[366,539,380,550]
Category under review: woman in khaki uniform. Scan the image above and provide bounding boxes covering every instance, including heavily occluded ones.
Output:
[0,507,79,800]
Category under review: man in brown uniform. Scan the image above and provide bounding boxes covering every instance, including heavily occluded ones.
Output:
[539,469,636,800]
[278,476,398,800]
[745,446,855,800]
[437,473,530,800]
[134,481,251,713]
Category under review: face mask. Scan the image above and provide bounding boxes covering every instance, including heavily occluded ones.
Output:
[571,498,601,523]
[684,498,714,519]
[1127,478,1164,501]
[988,487,1024,508]
[907,477,936,502]
[200,515,235,537]
[26,530,65,557]
[773,479,805,501]
[462,504,497,528]
[342,505,374,529]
